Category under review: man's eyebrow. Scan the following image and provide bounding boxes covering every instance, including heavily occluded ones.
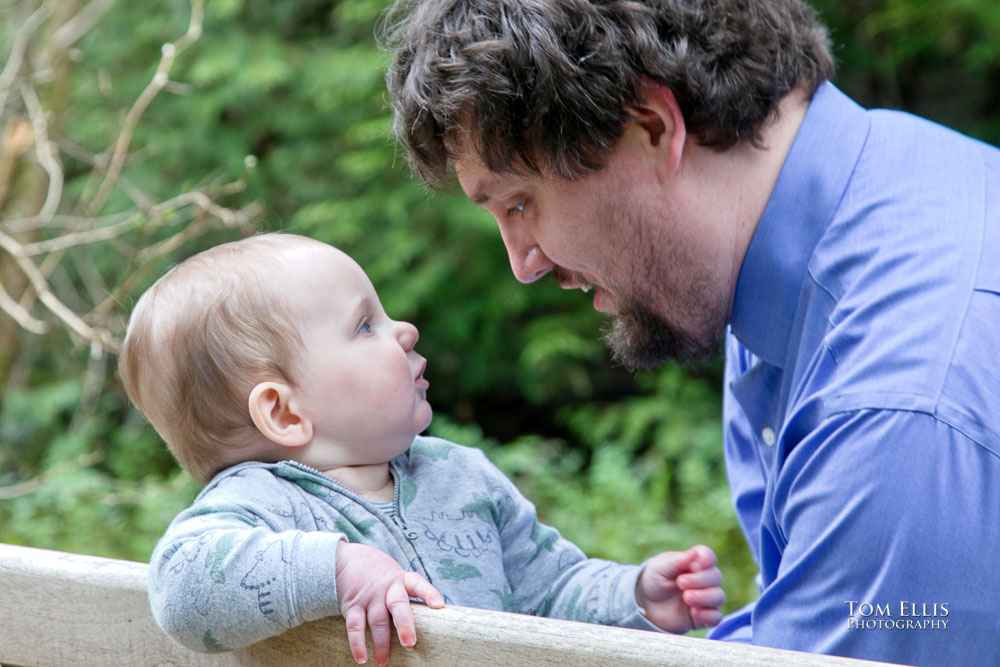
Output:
[466,174,506,206]
[470,187,490,205]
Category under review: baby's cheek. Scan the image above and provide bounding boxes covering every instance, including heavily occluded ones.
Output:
[370,369,414,411]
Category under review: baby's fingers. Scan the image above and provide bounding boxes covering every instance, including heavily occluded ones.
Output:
[677,565,722,590]
[386,578,417,648]
[344,606,369,664]
[367,603,392,666]
[686,545,718,571]
[682,586,726,610]
[403,571,445,609]
[690,606,725,629]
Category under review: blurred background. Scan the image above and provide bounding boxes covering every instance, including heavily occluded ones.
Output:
[0,0,997,620]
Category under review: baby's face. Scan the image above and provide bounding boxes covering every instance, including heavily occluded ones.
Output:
[280,241,432,466]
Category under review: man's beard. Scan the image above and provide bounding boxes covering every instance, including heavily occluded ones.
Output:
[553,265,726,370]
[602,294,724,371]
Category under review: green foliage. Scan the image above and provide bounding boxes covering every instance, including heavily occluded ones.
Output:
[1,0,998,623]
[814,0,1000,143]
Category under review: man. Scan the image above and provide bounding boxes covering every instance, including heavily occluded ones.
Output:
[383,1,1000,664]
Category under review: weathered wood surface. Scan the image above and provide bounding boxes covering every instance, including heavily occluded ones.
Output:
[0,542,898,666]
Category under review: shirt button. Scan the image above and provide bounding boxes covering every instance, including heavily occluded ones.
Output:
[761,427,777,446]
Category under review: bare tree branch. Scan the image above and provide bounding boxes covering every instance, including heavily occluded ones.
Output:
[5,210,133,234]
[0,451,103,500]
[0,227,114,347]
[50,0,116,53]
[22,213,142,255]
[19,79,63,223]
[85,0,204,216]
[0,118,36,213]
[0,2,53,116]
[0,278,48,334]
[0,0,255,354]
[69,340,108,433]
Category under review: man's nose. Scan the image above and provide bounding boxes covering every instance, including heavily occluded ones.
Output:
[498,222,552,284]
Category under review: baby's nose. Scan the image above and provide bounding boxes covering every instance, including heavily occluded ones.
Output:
[396,320,419,350]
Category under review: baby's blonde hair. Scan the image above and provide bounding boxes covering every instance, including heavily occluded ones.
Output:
[119,234,313,483]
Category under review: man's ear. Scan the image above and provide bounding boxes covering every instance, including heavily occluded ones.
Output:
[626,80,687,177]
[248,381,313,447]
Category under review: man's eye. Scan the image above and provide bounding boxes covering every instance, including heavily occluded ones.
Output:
[506,200,526,217]
[358,321,373,334]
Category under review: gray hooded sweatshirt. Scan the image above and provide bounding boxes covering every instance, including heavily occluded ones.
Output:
[149,436,658,652]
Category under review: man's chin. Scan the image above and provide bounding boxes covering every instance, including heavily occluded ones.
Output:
[602,306,723,370]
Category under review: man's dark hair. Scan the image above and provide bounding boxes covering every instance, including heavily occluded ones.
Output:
[383,0,834,186]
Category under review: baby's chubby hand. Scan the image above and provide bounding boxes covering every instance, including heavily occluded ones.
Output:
[335,541,444,665]
[636,544,725,634]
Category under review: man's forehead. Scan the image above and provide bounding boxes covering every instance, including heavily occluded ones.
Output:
[452,153,496,204]
[453,153,532,205]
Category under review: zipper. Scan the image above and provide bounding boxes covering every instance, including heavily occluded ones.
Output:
[280,460,431,580]
[388,464,415,537]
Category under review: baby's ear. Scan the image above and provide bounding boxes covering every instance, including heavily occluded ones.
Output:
[248,381,313,447]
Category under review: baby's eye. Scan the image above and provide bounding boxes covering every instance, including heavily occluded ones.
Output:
[506,200,526,218]
[358,320,373,334]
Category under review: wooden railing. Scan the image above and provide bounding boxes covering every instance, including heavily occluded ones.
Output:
[0,542,896,666]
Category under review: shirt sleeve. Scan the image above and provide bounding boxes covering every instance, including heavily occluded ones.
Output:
[482,455,661,632]
[148,473,345,653]
[751,408,1000,666]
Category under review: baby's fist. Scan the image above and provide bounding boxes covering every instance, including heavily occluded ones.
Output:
[637,545,724,633]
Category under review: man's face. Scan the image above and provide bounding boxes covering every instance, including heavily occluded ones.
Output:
[453,124,732,368]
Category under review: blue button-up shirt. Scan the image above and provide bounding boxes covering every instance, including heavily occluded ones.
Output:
[708,83,1000,665]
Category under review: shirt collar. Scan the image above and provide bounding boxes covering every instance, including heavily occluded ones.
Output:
[729,82,871,367]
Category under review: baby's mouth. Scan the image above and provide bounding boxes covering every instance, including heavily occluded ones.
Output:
[415,359,429,391]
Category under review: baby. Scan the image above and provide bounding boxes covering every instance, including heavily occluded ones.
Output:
[119,233,724,664]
